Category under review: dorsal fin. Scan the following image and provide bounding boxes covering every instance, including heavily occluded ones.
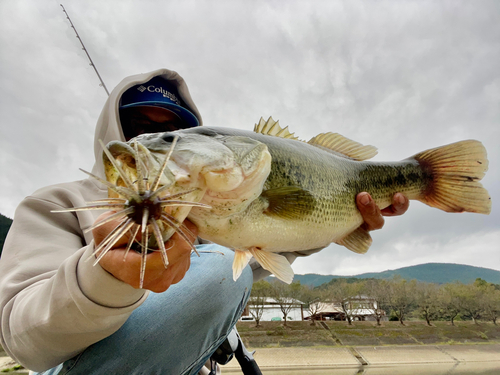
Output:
[254,117,300,140]
[253,117,377,161]
[308,133,378,161]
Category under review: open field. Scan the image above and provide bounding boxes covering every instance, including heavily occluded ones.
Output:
[228,321,500,373]
[2,321,498,373]
[236,320,500,348]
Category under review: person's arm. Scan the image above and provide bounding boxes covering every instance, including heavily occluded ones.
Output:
[0,190,149,371]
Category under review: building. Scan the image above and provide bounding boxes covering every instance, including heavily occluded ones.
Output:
[241,297,305,322]
[242,295,387,322]
[304,295,387,322]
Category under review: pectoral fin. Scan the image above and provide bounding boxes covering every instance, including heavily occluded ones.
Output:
[336,227,372,254]
[249,247,294,284]
[262,187,315,219]
[232,249,254,281]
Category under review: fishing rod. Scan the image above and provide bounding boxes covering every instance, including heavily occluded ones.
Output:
[60,4,110,96]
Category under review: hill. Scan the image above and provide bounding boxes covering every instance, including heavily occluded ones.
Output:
[0,213,13,257]
[270,263,500,286]
[352,263,500,284]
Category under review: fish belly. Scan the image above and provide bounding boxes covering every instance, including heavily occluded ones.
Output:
[189,194,364,253]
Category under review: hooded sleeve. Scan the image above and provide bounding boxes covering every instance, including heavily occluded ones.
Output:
[0,182,148,372]
[0,68,204,372]
[0,69,205,372]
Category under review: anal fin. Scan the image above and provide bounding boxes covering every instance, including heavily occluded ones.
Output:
[232,249,254,281]
[336,227,372,254]
[249,247,294,284]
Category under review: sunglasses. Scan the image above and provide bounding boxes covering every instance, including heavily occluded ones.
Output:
[120,107,196,140]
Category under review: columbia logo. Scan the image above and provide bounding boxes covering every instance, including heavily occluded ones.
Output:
[137,85,147,92]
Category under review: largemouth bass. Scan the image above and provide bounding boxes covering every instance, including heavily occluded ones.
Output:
[62,118,491,285]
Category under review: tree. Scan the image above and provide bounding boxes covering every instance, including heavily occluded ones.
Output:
[438,282,462,326]
[361,279,390,326]
[326,280,363,325]
[386,277,417,325]
[300,286,327,326]
[473,279,500,325]
[458,283,483,324]
[248,280,270,327]
[0,213,13,257]
[416,282,440,326]
[480,285,500,325]
[269,280,304,326]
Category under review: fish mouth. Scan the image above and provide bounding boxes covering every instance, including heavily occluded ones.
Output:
[53,136,211,289]
[104,140,175,193]
[105,141,138,187]
[103,138,204,230]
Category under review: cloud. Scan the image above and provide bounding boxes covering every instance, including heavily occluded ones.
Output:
[293,229,500,276]
[1,0,498,273]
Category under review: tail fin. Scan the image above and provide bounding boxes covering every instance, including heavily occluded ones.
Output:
[413,140,491,214]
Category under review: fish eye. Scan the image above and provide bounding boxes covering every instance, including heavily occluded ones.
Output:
[161,134,176,143]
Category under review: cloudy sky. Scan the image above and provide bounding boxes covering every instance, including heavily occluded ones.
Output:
[1,0,498,276]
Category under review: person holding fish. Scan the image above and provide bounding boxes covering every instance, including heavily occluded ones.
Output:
[1,68,418,375]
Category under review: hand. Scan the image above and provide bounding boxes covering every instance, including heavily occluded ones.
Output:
[356,192,409,231]
[92,211,199,292]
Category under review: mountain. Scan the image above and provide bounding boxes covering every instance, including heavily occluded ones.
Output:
[351,263,500,285]
[0,213,13,257]
[269,263,500,286]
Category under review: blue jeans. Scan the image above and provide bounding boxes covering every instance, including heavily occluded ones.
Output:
[34,245,253,375]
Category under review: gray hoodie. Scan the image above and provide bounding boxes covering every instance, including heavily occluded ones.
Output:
[0,69,204,371]
[0,68,316,372]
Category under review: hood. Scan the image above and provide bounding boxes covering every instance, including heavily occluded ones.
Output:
[90,68,202,182]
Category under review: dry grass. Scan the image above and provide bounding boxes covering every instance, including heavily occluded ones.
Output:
[236,320,500,348]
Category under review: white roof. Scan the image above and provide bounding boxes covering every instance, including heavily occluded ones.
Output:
[248,297,304,305]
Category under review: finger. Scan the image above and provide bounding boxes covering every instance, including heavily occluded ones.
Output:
[96,218,198,291]
[98,246,186,290]
[147,250,191,292]
[356,192,384,231]
[98,247,164,279]
[167,255,191,286]
[180,219,199,242]
[381,193,409,217]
